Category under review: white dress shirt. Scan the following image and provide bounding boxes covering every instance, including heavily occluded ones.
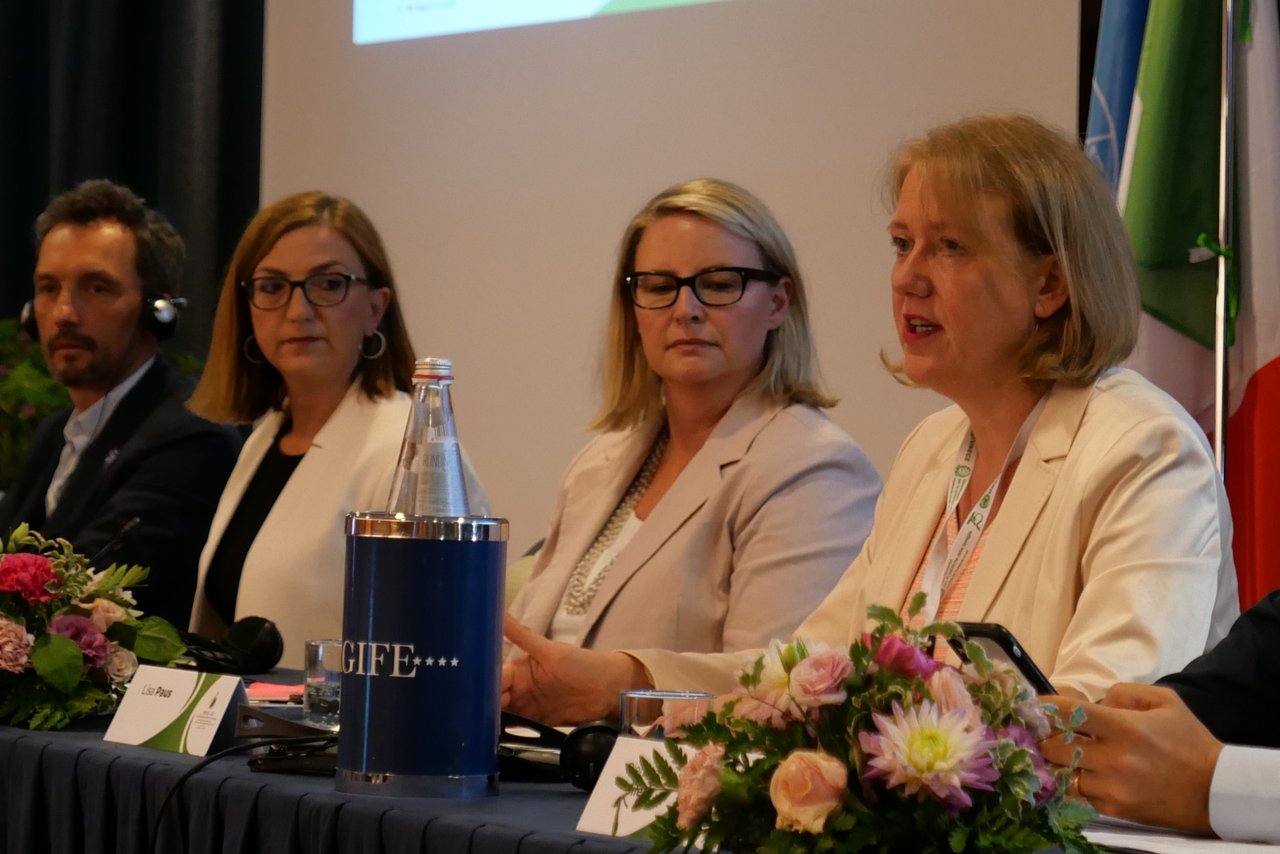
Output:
[1209,745,1280,843]
[45,357,154,516]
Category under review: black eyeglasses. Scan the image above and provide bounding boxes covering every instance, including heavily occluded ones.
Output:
[625,267,781,310]
[239,272,369,310]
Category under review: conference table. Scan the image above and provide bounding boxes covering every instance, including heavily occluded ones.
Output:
[0,717,647,854]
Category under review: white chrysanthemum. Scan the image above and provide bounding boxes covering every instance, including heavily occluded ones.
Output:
[859,700,998,812]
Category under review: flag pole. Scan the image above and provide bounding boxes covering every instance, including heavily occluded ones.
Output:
[1214,0,1236,470]
[1213,0,1233,471]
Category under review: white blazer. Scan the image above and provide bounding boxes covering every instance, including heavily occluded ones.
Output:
[191,383,488,668]
[633,369,1240,700]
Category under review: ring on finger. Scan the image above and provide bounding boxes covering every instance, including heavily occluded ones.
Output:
[1070,767,1086,799]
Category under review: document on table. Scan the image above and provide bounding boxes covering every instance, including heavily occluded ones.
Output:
[1086,815,1280,852]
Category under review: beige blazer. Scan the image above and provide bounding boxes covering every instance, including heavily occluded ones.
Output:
[633,369,1240,700]
[190,383,488,668]
[509,394,881,653]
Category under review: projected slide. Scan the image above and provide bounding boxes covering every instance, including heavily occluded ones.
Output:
[354,0,729,45]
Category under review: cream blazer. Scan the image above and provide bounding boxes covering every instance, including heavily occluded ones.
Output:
[509,394,882,653]
[633,369,1240,700]
[190,383,488,668]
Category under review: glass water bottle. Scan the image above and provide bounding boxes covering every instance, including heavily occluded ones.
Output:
[387,357,470,516]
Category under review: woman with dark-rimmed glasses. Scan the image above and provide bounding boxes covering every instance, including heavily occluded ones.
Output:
[506,178,880,656]
[186,191,486,667]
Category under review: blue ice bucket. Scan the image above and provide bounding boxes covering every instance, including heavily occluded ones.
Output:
[336,511,508,797]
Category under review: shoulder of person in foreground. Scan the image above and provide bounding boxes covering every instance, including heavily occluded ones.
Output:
[1158,589,1280,748]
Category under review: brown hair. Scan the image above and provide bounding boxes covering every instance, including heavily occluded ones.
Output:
[592,178,834,431]
[885,113,1139,386]
[36,178,185,299]
[188,191,414,422]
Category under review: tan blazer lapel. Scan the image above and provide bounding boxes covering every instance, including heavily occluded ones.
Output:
[520,421,661,635]
[958,382,1095,621]
[576,396,781,642]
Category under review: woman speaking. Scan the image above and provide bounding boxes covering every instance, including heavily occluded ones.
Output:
[503,116,1240,723]
[507,178,881,654]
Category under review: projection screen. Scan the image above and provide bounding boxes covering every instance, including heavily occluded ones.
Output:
[262,0,1080,553]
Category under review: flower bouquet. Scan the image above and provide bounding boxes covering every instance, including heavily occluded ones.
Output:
[0,523,186,730]
[618,594,1098,853]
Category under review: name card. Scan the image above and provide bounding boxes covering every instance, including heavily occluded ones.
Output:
[578,736,695,839]
[104,665,246,756]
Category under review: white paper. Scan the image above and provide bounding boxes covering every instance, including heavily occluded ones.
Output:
[1085,814,1280,853]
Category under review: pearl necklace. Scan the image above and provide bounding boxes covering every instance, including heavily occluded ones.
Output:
[561,428,669,616]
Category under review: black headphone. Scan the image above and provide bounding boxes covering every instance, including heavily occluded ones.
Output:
[177,617,286,675]
[20,294,187,342]
[498,711,619,791]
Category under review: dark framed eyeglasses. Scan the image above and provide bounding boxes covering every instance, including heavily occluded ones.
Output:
[625,266,782,310]
[239,272,369,310]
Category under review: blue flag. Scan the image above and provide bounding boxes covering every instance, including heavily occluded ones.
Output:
[1085,0,1151,189]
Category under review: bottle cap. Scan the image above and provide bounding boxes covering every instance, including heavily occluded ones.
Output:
[413,356,453,381]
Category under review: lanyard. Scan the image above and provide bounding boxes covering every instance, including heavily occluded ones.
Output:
[917,396,1047,623]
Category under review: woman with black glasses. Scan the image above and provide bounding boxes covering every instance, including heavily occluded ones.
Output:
[186,191,486,667]
[506,178,880,656]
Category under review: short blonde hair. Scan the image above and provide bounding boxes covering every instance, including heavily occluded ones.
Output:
[592,178,834,431]
[188,191,414,423]
[887,113,1139,386]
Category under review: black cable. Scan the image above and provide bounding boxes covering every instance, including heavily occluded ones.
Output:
[148,734,337,854]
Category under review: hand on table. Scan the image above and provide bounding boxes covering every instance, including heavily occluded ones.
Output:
[502,613,653,726]
[1039,683,1223,834]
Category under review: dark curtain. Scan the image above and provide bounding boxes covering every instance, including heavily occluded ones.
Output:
[0,0,264,362]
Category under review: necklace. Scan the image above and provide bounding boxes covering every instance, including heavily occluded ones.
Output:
[562,427,669,615]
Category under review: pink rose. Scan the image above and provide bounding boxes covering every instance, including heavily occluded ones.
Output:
[789,647,853,709]
[873,634,940,680]
[84,598,128,632]
[106,643,138,683]
[0,553,58,604]
[769,749,848,834]
[48,614,110,670]
[676,743,725,831]
[0,617,34,674]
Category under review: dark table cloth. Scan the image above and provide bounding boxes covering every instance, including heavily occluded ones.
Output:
[0,720,647,854]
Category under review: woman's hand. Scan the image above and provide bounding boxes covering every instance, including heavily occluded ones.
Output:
[1039,684,1223,834]
[502,613,653,725]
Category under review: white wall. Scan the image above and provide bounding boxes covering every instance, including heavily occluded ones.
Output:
[262,0,1079,551]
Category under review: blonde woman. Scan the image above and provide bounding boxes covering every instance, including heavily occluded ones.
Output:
[507,178,880,655]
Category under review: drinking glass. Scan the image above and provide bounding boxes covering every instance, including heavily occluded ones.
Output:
[304,639,343,731]
[619,689,714,739]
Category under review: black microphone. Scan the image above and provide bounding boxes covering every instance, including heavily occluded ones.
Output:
[90,515,142,566]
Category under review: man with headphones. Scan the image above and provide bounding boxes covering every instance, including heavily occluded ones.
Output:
[0,179,242,626]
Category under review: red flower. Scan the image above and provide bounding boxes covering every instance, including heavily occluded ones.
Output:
[0,553,59,603]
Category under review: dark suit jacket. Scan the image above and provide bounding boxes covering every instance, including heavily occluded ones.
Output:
[0,357,242,626]
[1160,590,1280,748]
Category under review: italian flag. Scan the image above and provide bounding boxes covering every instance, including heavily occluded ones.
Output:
[1114,0,1280,606]
[1225,0,1280,608]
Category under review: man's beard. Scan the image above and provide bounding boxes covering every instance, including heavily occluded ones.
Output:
[45,331,122,390]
